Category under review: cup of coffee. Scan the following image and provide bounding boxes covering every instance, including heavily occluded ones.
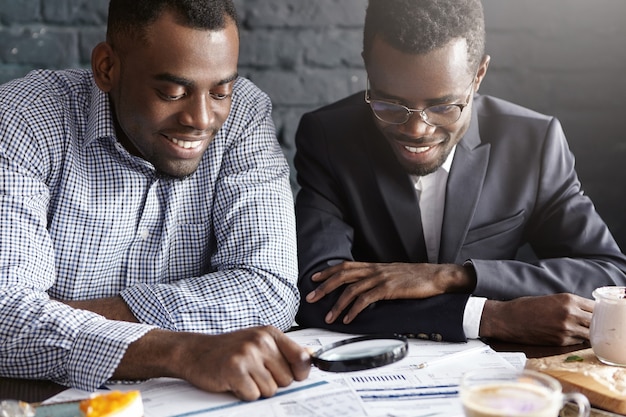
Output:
[460,369,590,417]
[590,286,626,366]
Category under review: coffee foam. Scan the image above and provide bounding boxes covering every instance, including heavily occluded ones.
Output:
[461,382,560,417]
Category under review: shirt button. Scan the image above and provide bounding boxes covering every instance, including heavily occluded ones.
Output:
[140,228,149,240]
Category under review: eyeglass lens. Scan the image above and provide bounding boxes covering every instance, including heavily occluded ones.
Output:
[370,101,463,126]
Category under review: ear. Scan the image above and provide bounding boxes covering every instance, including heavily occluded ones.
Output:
[474,54,491,93]
[91,42,118,93]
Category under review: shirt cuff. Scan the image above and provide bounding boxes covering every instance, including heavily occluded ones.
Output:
[462,296,487,339]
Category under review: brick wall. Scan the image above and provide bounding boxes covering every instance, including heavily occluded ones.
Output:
[1,0,626,249]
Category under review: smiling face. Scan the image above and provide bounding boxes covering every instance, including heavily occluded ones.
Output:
[92,10,239,179]
[365,36,488,176]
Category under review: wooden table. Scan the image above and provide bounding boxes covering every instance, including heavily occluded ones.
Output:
[0,340,622,416]
[0,377,66,404]
[488,339,591,359]
[488,340,624,417]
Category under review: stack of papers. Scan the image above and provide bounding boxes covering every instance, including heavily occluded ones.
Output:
[44,328,526,417]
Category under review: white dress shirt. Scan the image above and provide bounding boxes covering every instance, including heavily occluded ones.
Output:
[410,146,486,339]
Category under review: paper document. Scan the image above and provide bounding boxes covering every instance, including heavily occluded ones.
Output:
[44,328,525,417]
[290,328,518,416]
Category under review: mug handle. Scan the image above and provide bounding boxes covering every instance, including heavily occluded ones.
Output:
[562,392,591,417]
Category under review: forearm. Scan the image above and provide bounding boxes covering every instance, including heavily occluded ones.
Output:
[60,296,139,322]
[115,325,312,401]
[296,280,470,342]
[118,203,298,332]
[121,267,297,333]
[117,174,298,332]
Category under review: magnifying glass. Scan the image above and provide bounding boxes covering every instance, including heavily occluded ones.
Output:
[310,334,408,372]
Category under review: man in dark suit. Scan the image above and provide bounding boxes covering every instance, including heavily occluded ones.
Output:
[294,0,626,345]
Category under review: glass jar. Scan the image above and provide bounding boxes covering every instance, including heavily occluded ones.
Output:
[590,286,626,366]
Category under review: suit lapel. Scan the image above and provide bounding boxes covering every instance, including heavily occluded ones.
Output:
[439,109,490,263]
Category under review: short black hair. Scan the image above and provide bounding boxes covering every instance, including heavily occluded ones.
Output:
[107,0,239,48]
[363,0,485,74]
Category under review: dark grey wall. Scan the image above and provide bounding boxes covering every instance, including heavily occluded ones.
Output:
[1,0,625,249]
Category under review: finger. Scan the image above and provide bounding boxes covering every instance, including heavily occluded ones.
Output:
[325,290,358,323]
[562,313,591,344]
[579,310,593,328]
[310,270,329,283]
[573,330,589,342]
[272,330,311,382]
[343,291,380,324]
[256,368,280,399]
[230,375,262,401]
[241,329,285,399]
[310,261,356,282]
[580,297,595,313]
[265,363,295,389]
[307,269,364,303]
[325,288,361,324]
[261,345,295,388]
[306,272,347,303]
[562,328,589,346]
[567,298,593,328]
[327,277,382,323]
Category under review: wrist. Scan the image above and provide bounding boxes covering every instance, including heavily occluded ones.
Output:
[462,262,477,291]
[114,329,194,380]
[440,263,476,293]
[478,300,510,340]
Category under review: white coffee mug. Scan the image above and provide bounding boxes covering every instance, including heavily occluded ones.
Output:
[460,369,590,417]
[590,286,626,366]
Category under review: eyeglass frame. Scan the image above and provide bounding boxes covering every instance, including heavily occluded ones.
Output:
[364,74,477,127]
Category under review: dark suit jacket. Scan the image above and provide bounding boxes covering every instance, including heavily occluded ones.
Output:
[294,92,626,342]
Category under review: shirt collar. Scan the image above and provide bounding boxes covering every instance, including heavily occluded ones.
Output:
[83,79,117,148]
[440,145,456,173]
[410,145,457,188]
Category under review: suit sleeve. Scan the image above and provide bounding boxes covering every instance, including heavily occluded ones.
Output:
[294,111,469,342]
[471,117,626,299]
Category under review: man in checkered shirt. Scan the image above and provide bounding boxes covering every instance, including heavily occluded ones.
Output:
[0,0,310,401]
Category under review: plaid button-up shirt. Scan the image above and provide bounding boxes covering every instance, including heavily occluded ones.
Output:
[0,69,298,391]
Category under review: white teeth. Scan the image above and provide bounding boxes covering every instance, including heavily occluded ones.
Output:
[170,137,201,149]
[405,145,430,153]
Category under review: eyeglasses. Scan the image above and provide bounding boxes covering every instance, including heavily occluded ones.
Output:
[364,76,475,126]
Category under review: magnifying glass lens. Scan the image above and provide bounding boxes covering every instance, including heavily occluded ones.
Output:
[312,334,408,372]
[317,339,405,361]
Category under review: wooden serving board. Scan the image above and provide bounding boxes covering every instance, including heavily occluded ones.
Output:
[526,348,626,415]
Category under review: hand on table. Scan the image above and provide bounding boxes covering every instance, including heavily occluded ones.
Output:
[116,326,311,401]
[480,293,594,346]
[304,261,475,324]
